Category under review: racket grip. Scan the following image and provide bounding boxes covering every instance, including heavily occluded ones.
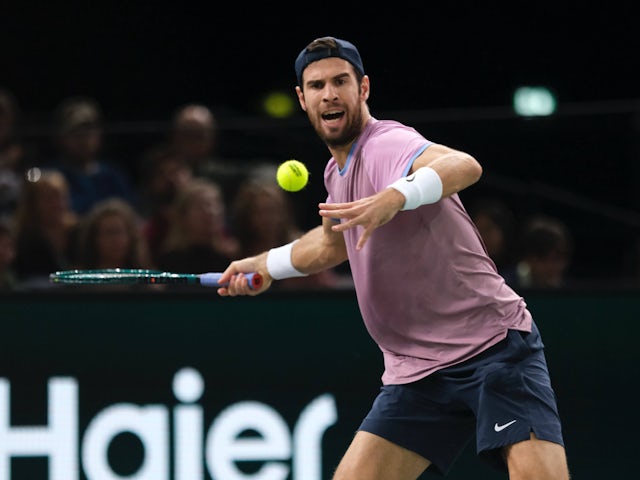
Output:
[199,272,263,289]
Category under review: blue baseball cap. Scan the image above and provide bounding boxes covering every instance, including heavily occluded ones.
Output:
[295,37,365,85]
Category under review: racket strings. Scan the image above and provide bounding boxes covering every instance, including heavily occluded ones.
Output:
[50,269,192,285]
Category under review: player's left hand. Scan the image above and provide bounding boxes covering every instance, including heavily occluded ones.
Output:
[318,187,405,250]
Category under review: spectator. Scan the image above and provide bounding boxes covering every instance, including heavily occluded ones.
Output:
[167,103,256,204]
[169,103,217,176]
[48,96,135,215]
[138,146,193,264]
[156,178,239,275]
[512,214,573,289]
[467,197,518,278]
[75,198,154,271]
[231,172,352,290]
[0,87,38,216]
[0,218,17,291]
[12,169,78,288]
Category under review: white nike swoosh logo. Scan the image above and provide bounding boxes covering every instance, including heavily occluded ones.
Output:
[494,420,517,432]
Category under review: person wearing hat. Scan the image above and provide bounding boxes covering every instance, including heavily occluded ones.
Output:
[217,37,569,480]
[49,96,135,215]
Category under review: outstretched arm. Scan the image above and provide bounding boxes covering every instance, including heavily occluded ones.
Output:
[319,144,482,250]
[217,217,348,296]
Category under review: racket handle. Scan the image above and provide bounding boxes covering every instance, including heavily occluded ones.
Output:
[199,272,263,289]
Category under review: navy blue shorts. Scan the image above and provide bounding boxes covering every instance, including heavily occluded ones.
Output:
[358,322,564,476]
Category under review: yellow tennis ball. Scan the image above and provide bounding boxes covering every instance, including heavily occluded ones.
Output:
[276,160,309,192]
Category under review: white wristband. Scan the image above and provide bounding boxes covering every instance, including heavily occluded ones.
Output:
[387,167,443,210]
[266,240,308,280]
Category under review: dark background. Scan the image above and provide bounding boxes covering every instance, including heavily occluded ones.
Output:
[2,3,636,115]
[2,3,639,283]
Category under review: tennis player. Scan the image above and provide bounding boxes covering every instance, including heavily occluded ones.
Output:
[218,36,570,480]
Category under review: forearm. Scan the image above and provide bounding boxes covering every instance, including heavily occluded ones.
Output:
[387,146,482,211]
[409,144,482,197]
[268,223,347,279]
[290,224,348,274]
[422,151,482,198]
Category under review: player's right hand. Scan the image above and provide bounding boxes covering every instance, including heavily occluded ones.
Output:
[217,254,272,297]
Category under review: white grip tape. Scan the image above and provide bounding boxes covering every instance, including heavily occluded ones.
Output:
[387,167,443,210]
[266,240,308,280]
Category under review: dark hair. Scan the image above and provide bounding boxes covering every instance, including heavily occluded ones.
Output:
[468,197,517,267]
[521,215,572,259]
[77,198,150,269]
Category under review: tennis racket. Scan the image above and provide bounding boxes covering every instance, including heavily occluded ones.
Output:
[49,269,263,289]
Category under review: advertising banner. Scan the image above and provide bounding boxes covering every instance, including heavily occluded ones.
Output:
[1,290,637,479]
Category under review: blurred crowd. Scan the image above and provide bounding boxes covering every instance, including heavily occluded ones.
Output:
[0,87,354,292]
[0,86,602,293]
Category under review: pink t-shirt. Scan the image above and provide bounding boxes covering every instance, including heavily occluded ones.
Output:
[324,118,532,385]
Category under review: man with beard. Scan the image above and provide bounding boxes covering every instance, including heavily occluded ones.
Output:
[217,37,569,480]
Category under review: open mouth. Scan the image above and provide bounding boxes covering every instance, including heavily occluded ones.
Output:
[322,111,344,121]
